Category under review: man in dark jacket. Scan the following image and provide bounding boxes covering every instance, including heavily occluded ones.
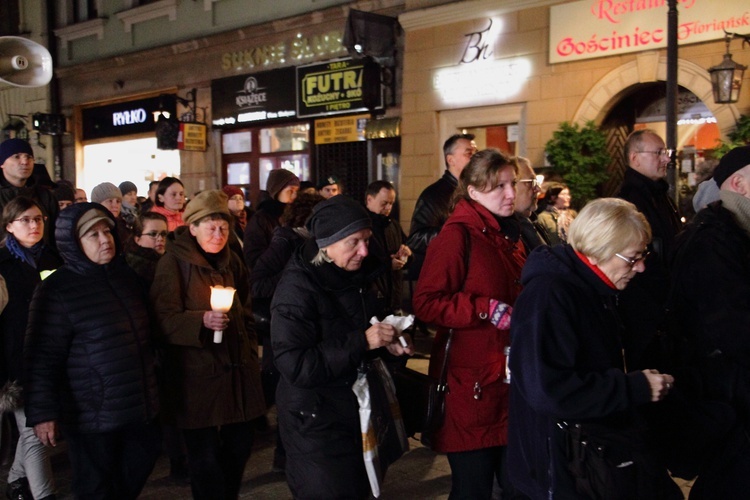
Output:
[406,133,476,279]
[24,203,161,499]
[616,129,682,370]
[668,146,750,497]
[0,139,58,247]
[513,156,549,254]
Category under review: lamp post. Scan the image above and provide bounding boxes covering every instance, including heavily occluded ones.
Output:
[666,0,678,199]
[210,285,236,343]
[709,33,747,104]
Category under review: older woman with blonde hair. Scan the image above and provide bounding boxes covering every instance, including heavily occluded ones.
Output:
[507,198,681,499]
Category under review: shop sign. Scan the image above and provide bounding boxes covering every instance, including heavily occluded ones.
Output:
[177,123,207,151]
[296,58,382,118]
[82,96,170,140]
[433,57,531,104]
[550,0,750,63]
[220,30,346,72]
[314,114,369,144]
[211,67,297,127]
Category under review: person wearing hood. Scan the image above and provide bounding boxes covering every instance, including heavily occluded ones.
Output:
[23,202,161,500]
[0,197,61,500]
[271,195,413,499]
[150,190,265,499]
[364,180,411,315]
[412,148,526,499]
[507,198,679,499]
[243,169,299,269]
[0,139,58,248]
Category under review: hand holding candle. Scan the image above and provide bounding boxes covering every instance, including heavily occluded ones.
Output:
[209,285,236,343]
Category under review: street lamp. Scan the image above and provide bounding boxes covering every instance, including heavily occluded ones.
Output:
[709,32,747,104]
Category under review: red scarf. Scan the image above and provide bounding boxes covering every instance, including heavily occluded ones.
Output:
[574,250,617,289]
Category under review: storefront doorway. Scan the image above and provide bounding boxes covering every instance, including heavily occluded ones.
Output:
[81,137,180,198]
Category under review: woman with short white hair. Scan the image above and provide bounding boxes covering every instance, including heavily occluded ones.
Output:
[507,198,682,499]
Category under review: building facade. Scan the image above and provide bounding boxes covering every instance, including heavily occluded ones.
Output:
[396,0,749,229]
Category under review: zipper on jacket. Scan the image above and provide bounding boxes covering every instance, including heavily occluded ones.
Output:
[473,381,482,400]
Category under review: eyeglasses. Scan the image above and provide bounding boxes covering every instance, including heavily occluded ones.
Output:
[517,178,541,190]
[636,149,674,158]
[614,250,651,269]
[13,216,47,226]
[142,231,168,239]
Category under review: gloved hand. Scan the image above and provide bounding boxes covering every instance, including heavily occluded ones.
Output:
[488,299,512,330]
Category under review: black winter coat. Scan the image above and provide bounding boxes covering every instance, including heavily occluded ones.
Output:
[368,211,407,314]
[617,168,682,370]
[0,245,61,384]
[24,203,159,433]
[243,198,285,269]
[507,245,656,499]
[406,170,457,279]
[271,239,383,499]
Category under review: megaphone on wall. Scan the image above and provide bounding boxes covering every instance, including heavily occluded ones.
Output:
[0,36,53,88]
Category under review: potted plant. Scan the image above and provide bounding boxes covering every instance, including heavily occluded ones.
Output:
[714,114,750,158]
[545,120,610,208]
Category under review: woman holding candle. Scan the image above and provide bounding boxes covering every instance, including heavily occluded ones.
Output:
[151,190,265,499]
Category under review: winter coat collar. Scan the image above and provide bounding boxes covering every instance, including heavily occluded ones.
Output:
[623,167,670,195]
[445,198,520,242]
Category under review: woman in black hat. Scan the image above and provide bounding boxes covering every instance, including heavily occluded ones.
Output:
[271,195,413,499]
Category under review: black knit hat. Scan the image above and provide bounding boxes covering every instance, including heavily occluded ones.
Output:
[0,138,33,166]
[714,145,750,188]
[317,175,339,190]
[118,181,137,196]
[308,195,372,248]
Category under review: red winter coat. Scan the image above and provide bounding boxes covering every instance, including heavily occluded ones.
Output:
[413,198,525,453]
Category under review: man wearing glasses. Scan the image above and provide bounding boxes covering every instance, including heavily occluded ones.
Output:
[512,157,549,254]
[616,129,682,371]
[0,139,59,247]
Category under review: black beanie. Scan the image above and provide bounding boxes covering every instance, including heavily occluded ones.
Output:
[308,195,372,248]
[714,145,750,188]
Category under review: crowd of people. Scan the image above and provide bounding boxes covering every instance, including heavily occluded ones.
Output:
[0,132,749,499]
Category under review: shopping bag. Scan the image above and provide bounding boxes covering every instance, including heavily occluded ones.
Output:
[353,358,409,498]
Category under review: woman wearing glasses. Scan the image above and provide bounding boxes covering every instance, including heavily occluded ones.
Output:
[0,197,60,500]
[507,198,680,499]
[125,212,169,288]
[150,190,265,499]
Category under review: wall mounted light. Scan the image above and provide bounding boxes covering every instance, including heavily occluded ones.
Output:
[709,31,748,104]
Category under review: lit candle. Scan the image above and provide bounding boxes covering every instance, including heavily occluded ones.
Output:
[209,285,236,343]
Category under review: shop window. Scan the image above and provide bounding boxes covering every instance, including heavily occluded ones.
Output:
[222,131,252,154]
[316,141,369,204]
[259,124,310,153]
[227,162,250,185]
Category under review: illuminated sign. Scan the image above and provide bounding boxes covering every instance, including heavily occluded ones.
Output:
[550,0,749,63]
[211,67,297,127]
[314,114,369,144]
[220,31,347,71]
[433,58,532,103]
[296,58,383,118]
[82,96,170,140]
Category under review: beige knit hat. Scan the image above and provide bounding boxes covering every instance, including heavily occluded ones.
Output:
[91,182,122,203]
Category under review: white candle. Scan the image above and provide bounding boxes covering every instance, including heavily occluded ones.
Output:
[209,285,236,344]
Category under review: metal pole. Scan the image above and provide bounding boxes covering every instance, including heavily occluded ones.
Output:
[666,0,678,201]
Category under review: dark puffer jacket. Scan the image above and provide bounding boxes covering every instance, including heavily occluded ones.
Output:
[24,202,159,433]
[271,239,384,499]
[151,226,265,429]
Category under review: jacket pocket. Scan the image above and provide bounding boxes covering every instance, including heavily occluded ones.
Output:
[448,363,507,429]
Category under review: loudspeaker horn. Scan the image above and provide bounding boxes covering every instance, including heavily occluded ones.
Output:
[0,36,53,88]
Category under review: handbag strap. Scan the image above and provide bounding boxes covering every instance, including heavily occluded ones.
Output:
[435,223,470,391]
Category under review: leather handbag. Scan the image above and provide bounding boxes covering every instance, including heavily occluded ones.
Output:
[419,329,453,449]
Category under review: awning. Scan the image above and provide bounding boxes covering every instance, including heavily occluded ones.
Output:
[365,117,400,139]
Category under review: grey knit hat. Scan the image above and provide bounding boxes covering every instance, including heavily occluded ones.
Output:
[307,195,372,248]
[91,182,122,203]
[118,181,137,196]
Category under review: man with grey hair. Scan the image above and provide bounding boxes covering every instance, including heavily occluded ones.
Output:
[665,145,750,496]
[512,157,548,254]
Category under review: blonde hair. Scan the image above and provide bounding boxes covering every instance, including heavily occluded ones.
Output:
[567,198,651,261]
